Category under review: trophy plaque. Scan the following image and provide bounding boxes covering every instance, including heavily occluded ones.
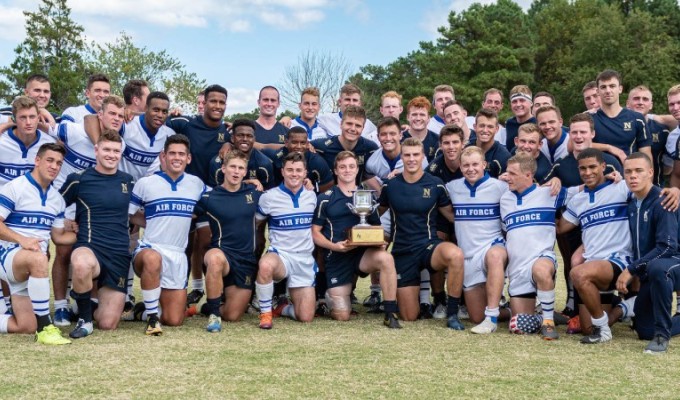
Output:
[346,189,386,246]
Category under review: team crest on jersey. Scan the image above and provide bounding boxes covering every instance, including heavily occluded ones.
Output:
[653,133,659,143]
[279,135,285,143]
[356,155,364,165]
[244,275,252,286]
[623,122,632,131]
[121,183,128,193]
[117,277,125,288]
[249,170,257,179]
[245,193,254,204]
[218,133,225,143]
[423,188,431,198]
[643,210,649,222]
[429,163,438,172]
[324,139,333,146]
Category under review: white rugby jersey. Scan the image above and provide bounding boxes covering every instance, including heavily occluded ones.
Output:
[54,121,96,190]
[540,131,569,164]
[0,173,65,254]
[129,172,206,251]
[563,180,632,262]
[501,185,568,271]
[447,174,507,255]
[60,104,96,124]
[256,184,316,254]
[317,112,379,145]
[365,150,428,182]
[291,117,328,141]
[120,115,174,181]
[0,129,55,187]
[427,115,445,135]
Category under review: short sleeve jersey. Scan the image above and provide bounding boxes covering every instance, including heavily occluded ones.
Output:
[54,121,96,190]
[256,185,316,254]
[266,148,332,189]
[291,117,328,141]
[548,153,622,188]
[402,130,440,162]
[592,108,650,155]
[60,104,96,124]
[120,115,174,181]
[208,149,274,189]
[313,186,380,244]
[312,135,378,185]
[254,121,288,145]
[426,154,463,183]
[0,129,56,187]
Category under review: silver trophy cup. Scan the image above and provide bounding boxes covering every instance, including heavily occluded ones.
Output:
[347,189,378,227]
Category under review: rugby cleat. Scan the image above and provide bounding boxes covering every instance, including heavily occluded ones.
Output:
[432,303,447,320]
[54,307,73,327]
[471,318,497,334]
[446,315,465,330]
[35,324,71,345]
[618,296,636,322]
[418,303,433,320]
[186,289,204,306]
[145,315,163,336]
[566,316,582,334]
[580,326,612,344]
[259,311,273,330]
[363,291,381,307]
[384,313,402,329]
[121,301,136,321]
[272,297,289,318]
[457,304,470,320]
[69,319,93,339]
[643,335,668,355]
[540,320,559,340]
[206,314,222,333]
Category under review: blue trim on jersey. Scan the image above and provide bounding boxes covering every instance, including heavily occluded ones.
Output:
[578,203,628,230]
[0,161,32,181]
[0,194,15,212]
[63,145,96,170]
[503,207,556,231]
[60,114,75,123]
[84,103,96,114]
[463,173,490,197]
[144,197,196,219]
[155,171,185,191]
[381,151,401,171]
[511,183,537,206]
[122,145,159,167]
[8,128,41,158]
[294,117,319,139]
[25,172,50,206]
[139,114,157,146]
[338,111,343,119]
[548,131,568,163]
[269,212,313,231]
[584,180,613,203]
[57,123,68,144]
[554,187,567,209]
[130,193,143,206]
[278,184,304,208]
[453,202,500,221]
[5,211,56,231]
[433,115,444,124]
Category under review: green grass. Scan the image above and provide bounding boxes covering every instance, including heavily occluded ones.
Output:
[2,273,680,400]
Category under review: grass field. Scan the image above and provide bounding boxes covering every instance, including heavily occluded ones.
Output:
[2,271,680,400]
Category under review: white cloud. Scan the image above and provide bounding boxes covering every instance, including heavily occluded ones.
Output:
[0,6,29,42]
[421,0,533,37]
[226,87,260,114]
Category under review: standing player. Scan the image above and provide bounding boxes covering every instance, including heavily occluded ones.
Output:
[504,85,536,152]
[512,123,554,184]
[253,86,288,149]
[501,153,569,340]
[317,84,378,144]
[467,108,511,178]
[196,151,262,332]
[0,143,74,344]
[60,74,111,124]
[312,151,401,328]
[447,146,509,333]
[531,92,556,116]
[378,138,465,328]
[427,125,465,184]
[582,81,601,111]
[535,106,569,164]
[128,134,206,335]
[443,100,474,144]
[558,149,633,344]
[60,130,135,338]
[481,88,506,145]
[403,97,439,162]
[290,87,327,141]
[122,80,150,116]
[255,152,317,329]
[379,91,404,119]
[0,74,58,131]
[426,85,455,134]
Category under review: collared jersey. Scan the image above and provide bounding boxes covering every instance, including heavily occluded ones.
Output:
[60,104,96,124]
[540,128,569,164]
[592,108,650,155]
[548,152,622,188]
[120,115,174,181]
[0,129,55,187]
[54,121,96,190]
[447,174,506,255]
[378,173,450,253]
[60,168,134,254]
[208,149,274,189]
[0,173,65,254]
[402,130,440,162]
[563,180,632,262]
[129,172,205,250]
[365,150,428,182]
[255,121,288,145]
[427,154,463,183]
[312,135,378,185]
[466,141,511,178]
[195,183,261,261]
[317,112,379,145]
[256,184,316,254]
[313,185,380,243]
[426,115,446,134]
[291,117,327,141]
[505,116,537,152]
[166,115,230,184]
[501,185,568,270]
[265,148,333,189]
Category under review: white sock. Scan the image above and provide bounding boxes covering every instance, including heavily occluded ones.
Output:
[282,304,296,320]
[419,270,431,304]
[591,313,609,329]
[54,299,68,310]
[485,306,500,322]
[256,282,274,313]
[191,279,204,292]
[0,314,9,333]
[537,290,555,321]
[141,307,162,321]
[27,277,50,317]
[142,287,161,315]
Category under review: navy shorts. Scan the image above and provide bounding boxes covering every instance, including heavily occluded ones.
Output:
[393,240,442,288]
[222,251,257,290]
[75,244,131,293]
[324,247,369,289]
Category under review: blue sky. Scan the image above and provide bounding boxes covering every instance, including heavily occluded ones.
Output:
[0,0,531,114]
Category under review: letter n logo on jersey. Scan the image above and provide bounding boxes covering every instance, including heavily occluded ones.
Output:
[279,134,285,143]
[121,183,128,193]
[117,277,125,288]
[244,275,252,286]
[245,193,254,204]
[623,122,632,131]
[218,133,225,143]
[423,188,431,198]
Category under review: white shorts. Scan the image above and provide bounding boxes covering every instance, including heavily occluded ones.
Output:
[585,251,633,272]
[463,238,505,289]
[507,251,557,297]
[270,247,317,288]
[133,241,188,290]
[0,244,28,296]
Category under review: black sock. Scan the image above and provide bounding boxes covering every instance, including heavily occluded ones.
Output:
[71,290,93,323]
[447,295,460,318]
[36,314,52,331]
[207,297,221,316]
[433,291,447,306]
[273,279,287,298]
[383,300,398,314]
[315,271,327,300]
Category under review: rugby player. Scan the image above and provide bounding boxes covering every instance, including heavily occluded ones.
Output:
[290,87,327,141]
[402,97,439,162]
[504,85,536,152]
[426,85,455,134]
[467,108,510,178]
[535,105,568,164]
[60,74,111,124]
[253,86,288,149]
[317,84,378,144]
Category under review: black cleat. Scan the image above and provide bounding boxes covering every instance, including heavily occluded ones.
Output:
[384,313,402,329]
[418,303,433,320]
[186,289,204,306]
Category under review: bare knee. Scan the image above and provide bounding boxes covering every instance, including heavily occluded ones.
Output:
[97,317,119,330]
[161,312,184,327]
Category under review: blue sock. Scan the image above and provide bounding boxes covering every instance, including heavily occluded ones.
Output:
[447,296,460,318]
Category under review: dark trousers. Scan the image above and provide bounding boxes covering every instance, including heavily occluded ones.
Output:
[633,257,680,340]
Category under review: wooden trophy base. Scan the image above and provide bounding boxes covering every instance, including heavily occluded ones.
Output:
[346,226,387,247]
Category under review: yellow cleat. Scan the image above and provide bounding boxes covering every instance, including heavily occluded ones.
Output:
[145,317,163,336]
[35,324,72,345]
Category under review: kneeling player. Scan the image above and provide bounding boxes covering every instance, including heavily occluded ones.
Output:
[129,134,206,335]
[501,153,569,340]
[195,151,262,333]
[378,138,465,327]
[255,152,317,329]
[312,151,400,328]
[0,143,74,344]
[447,147,509,334]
